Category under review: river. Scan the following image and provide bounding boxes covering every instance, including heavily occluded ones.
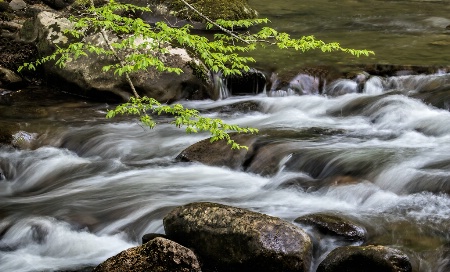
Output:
[248,0,450,72]
[1,0,450,271]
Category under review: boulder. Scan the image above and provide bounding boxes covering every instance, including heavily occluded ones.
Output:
[176,133,257,170]
[164,202,312,272]
[142,233,167,244]
[142,0,258,29]
[93,237,202,272]
[0,66,23,89]
[294,213,366,241]
[20,10,210,102]
[317,245,412,272]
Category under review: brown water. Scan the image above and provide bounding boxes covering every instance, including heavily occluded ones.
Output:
[248,0,450,72]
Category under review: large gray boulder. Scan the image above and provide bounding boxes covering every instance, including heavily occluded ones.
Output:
[93,237,202,272]
[317,245,412,272]
[20,10,209,101]
[164,202,312,272]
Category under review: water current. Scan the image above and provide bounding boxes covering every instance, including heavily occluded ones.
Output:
[1,72,450,271]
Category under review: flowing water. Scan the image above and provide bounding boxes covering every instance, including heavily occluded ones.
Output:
[247,0,450,72]
[1,72,450,271]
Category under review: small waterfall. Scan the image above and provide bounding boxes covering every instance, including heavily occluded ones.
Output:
[210,72,231,100]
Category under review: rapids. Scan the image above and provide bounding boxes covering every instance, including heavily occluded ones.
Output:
[1,72,450,271]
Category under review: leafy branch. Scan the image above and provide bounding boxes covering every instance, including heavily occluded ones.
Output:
[19,0,374,148]
[106,97,258,149]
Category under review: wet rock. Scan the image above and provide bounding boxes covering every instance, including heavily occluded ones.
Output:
[317,245,412,272]
[294,213,366,241]
[176,133,257,170]
[226,69,266,95]
[93,237,201,272]
[164,202,312,272]
[11,131,37,149]
[142,233,167,244]
[244,142,294,176]
[0,66,23,89]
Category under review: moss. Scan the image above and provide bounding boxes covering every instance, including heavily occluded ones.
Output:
[158,0,258,22]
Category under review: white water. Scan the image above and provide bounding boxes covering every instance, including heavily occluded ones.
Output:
[1,73,450,271]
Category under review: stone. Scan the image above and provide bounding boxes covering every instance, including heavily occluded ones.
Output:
[144,0,257,28]
[142,233,167,244]
[93,237,201,272]
[0,66,23,89]
[42,0,75,10]
[20,10,210,102]
[176,133,257,170]
[164,202,312,272]
[9,0,27,11]
[317,245,412,272]
[294,213,366,241]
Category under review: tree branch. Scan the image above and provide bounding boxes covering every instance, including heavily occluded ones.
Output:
[89,0,140,98]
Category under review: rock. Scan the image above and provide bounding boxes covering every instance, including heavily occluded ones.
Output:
[142,233,167,244]
[176,133,257,170]
[21,10,210,102]
[42,0,75,10]
[9,0,27,11]
[317,245,412,272]
[294,213,366,241]
[164,202,312,272]
[225,69,266,95]
[143,0,258,29]
[0,66,23,89]
[93,237,201,272]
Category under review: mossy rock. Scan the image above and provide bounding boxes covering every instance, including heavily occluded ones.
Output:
[156,0,258,22]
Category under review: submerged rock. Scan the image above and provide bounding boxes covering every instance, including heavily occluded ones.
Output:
[294,213,366,241]
[93,237,201,272]
[164,202,312,272]
[317,245,412,272]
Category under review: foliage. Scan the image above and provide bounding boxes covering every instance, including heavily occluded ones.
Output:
[19,0,374,149]
[19,0,373,77]
[106,97,258,149]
